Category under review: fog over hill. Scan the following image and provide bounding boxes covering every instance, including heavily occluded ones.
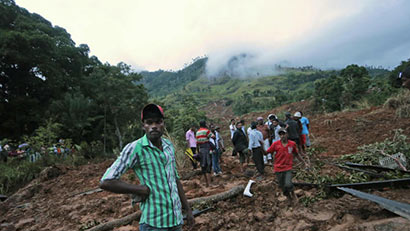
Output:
[205,1,410,78]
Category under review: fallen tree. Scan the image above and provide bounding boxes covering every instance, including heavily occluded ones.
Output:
[88,185,245,231]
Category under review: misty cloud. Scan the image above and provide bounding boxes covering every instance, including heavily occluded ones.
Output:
[206,1,410,78]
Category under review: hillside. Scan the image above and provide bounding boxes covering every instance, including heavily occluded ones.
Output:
[141,57,391,116]
[2,99,410,231]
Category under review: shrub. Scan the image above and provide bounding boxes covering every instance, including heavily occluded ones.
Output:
[384,90,410,118]
[340,129,410,167]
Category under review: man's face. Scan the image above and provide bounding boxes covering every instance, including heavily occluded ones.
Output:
[143,117,164,140]
[272,120,278,126]
[279,132,288,141]
[236,123,242,129]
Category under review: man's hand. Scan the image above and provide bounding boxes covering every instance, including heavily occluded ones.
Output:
[140,185,151,201]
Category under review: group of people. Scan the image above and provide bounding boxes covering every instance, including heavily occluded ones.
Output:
[185,121,225,187]
[229,111,311,203]
[99,104,314,230]
[0,140,74,163]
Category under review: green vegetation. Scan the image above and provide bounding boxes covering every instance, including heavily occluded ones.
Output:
[144,59,400,116]
[0,1,148,153]
[340,129,410,168]
[296,131,410,206]
[313,64,399,112]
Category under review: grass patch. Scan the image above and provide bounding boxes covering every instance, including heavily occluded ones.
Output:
[0,153,87,195]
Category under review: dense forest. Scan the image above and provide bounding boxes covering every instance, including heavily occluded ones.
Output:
[0,0,148,153]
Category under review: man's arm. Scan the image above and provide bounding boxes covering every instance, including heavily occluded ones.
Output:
[100,179,150,200]
[292,145,308,167]
[176,179,194,227]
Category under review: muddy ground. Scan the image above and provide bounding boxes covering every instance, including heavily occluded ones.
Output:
[1,101,410,231]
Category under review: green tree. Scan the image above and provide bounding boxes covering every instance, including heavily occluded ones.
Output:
[0,1,90,139]
[314,76,344,112]
[85,63,148,150]
[339,64,370,107]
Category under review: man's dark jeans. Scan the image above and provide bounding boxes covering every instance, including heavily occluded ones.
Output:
[252,147,264,175]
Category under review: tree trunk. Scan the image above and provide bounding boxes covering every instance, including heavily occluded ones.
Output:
[88,185,245,231]
[113,115,123,150]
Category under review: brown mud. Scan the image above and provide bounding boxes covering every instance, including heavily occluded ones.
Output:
[1,101,410,231]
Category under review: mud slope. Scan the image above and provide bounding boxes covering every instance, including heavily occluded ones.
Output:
[1,101,409,231]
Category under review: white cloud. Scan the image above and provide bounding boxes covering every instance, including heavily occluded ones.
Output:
[15,0,410,73]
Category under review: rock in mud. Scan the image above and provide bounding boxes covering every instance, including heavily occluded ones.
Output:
[0,223,16,231]
[253,211,266,221]
[39,165,62,182]
[304,210,335,222]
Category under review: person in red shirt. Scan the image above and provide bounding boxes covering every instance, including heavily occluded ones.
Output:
[267,127,308,205]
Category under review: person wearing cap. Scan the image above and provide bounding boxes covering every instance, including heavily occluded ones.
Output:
[267,127,308,205]
[293,112,309,163]
[100,104,194,230]
[196,120,213,187]
[248,121,266,178]
[298,111,311,149]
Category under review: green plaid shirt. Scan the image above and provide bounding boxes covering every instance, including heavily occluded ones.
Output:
[101,135,183,228]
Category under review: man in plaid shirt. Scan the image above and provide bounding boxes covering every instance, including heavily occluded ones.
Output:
[100,104,194,230]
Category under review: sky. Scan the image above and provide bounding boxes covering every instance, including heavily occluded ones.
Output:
[15,0,410,76]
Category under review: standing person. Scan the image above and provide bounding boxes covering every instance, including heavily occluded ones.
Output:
[229,119,236,139]
[215,126,225,160]
[232,121,250,173]
[240,119,247,139]
[229,119,237,156]
[248,121,265,178]
[257,117,271,164]
[285,112,300,148]
[185,125,198,169]
[270,119,282,143]
[267,128,308,205]
[210,125,222,176]
[293,112,309,163]
[196,120,213,187]
[299,111,311,148]
[100,104,194,230]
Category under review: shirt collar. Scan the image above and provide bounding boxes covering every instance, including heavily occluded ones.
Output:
[142,134,171,149]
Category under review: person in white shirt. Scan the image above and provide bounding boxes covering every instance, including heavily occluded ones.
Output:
[229,119,237,157]
[248,121,266,178]
[229,119,236,139]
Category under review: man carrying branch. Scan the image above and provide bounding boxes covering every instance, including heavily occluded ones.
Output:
[100,104,194,231]
[267,127,308,205]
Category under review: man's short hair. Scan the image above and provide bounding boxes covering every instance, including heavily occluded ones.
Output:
[199,120,206,128]
[251,121,257,129]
